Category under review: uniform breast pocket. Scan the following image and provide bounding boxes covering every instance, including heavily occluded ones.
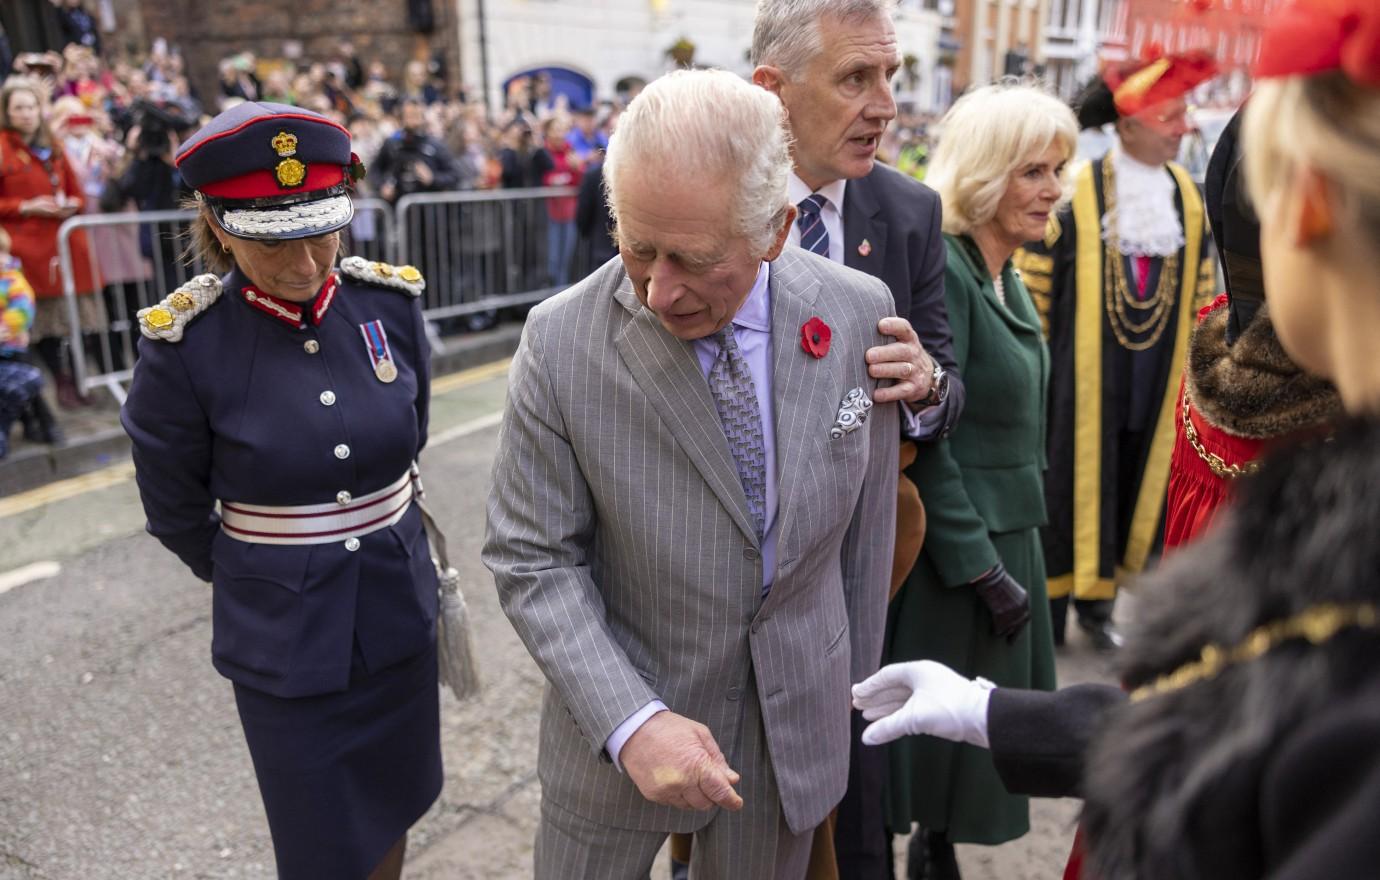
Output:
[210,545,311,677]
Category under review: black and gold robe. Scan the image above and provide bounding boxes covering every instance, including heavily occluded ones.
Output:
[1015,158,1215,601]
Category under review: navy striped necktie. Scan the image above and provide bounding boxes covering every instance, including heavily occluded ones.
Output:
[797,193,830,258]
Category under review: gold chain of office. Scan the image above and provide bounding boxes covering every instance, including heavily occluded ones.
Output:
[1181,386,1262,480]
[1129,602,1380,702]
[1102,159,1180,352]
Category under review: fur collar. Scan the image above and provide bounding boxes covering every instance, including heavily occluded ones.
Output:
[1185,302,1342,439]
[1081,418,1380,878]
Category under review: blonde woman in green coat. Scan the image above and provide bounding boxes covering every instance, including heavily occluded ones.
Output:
[883,83,1078,878]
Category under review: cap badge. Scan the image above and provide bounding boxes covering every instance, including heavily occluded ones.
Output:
[271,130,306,189]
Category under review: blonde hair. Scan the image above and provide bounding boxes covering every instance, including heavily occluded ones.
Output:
[926,82,1080,236]
[604,69,793,253]
[1242,72,1380,253]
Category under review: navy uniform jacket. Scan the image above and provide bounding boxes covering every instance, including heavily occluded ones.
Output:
[121,266,436,698]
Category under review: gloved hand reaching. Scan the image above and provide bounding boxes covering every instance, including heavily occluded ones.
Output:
[851,660,995,747]
[971,562,1030,641]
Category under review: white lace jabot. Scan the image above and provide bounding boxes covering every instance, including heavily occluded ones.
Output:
[1102,148,1184,257]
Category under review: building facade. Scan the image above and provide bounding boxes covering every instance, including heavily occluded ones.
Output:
[941,0,1050,98]
[460,0,945,111]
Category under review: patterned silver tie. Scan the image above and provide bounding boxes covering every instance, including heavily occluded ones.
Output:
[707,324,767,540]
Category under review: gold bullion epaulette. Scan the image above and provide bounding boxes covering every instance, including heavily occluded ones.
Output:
[138,274,223,342]
[339,256,425,297]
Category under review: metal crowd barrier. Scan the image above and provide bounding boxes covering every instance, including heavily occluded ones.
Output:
[59,189,587,401]
[394,186,583,320]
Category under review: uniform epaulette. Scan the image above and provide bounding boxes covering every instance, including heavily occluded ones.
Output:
[138,274,223,342]
[339,256,425,297]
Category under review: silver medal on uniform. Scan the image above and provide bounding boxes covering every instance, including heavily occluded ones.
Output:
[360,319,399,384]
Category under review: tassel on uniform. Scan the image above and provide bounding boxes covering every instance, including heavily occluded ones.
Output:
[436,564,481,702]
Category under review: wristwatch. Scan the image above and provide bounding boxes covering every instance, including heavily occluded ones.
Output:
[919,361,949,409]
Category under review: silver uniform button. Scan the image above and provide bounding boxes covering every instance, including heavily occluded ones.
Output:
[334,444,351,460]
[336,490,352,506]
[320,390,336,406]
[344,537,360,552]
[304,340,320,354]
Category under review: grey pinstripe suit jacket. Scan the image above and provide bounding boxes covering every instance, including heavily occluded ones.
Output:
[483,246,899,835]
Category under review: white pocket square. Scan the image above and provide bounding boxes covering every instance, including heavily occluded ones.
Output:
[831,387,873,440]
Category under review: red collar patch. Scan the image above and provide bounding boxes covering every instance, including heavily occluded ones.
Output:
[241,272,339,328]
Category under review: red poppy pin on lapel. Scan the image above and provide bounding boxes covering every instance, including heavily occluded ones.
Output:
[858,239,872,257]
[801,317,831,358]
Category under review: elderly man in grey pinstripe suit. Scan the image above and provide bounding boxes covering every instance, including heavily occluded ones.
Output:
[483,69,899,879]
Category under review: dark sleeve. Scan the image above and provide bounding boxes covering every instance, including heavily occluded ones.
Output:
[372,139,397,186]
[987,683,1126,798]
[423,139,462,191]
[909,191,964,436]
[411,297,431,453]
[574,165,603,237]
[120,337,219,582]
[531,149,555,181]
[1261,691,1380,879]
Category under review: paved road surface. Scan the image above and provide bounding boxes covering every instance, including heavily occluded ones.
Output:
[0,361,1115,879]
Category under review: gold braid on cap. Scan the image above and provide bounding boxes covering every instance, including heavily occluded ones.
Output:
[1130,602,1380,702]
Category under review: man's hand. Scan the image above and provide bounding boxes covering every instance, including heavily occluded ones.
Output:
[868,317,935,404]
[412,161,434,187]
[619,711,743,812]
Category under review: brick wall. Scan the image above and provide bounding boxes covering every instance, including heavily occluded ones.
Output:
[106,0,461,112]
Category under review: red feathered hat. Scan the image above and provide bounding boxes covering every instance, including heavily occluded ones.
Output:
[1254,0,1380,86]
[1103,49,1220,118]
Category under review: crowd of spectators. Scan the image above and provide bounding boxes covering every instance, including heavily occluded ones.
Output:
[0,18,623,455]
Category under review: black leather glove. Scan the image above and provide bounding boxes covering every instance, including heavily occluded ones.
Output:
[971,562,1030,642]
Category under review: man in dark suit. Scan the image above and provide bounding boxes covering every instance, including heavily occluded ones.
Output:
[751,0,964,875]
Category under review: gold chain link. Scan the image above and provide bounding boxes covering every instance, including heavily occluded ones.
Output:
[1181,386,1262,480]
[1102,159,1180,351]
[1130,602,1380,702]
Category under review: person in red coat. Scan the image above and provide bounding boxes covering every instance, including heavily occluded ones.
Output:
[1162,111,1340,552]
[0,76,101,408]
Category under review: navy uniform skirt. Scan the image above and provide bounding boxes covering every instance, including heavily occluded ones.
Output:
[233,640,443,879]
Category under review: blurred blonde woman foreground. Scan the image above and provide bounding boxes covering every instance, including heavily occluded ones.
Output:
[883,82,1076,878]
[856,2,1380,876]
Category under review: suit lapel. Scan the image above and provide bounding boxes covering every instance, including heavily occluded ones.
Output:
[769,250,838,568]
[612,274,761,546]
[842,175,888,277]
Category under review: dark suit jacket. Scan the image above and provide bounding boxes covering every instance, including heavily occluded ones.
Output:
[842,162,964,437]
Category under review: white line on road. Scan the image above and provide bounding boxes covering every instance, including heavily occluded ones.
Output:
[0,560,62,595]
[430,411,504,447]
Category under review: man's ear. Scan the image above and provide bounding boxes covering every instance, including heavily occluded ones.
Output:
[763,204,797,262]
[752,65,784,97]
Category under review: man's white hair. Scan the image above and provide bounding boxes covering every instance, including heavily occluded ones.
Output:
[604,69,793,254]
[926,81,1080,236]
[750,0,895,74]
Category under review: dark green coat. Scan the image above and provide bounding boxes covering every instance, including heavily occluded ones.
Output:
[884,234,1059,844]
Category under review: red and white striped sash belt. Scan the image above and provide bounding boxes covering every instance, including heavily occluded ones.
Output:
[220,468,416,546]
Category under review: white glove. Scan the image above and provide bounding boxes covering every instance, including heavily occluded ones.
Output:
[851,660,995,748]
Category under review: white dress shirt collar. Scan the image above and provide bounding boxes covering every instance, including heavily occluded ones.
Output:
[787,173,848,265]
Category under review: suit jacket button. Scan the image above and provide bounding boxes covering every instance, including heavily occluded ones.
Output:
[344,537,361,551]
[320,390,337,406]
[726,687,741,701]
[334,444,351,459]
[743,547,761,561]
[304,339,320,354]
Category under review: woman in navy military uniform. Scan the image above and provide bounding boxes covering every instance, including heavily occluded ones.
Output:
[121,103,440,880]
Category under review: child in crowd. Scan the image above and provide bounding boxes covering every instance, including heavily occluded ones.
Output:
[0,226,44,459]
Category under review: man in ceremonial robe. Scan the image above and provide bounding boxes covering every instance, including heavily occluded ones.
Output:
[1015,55,1218,650]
